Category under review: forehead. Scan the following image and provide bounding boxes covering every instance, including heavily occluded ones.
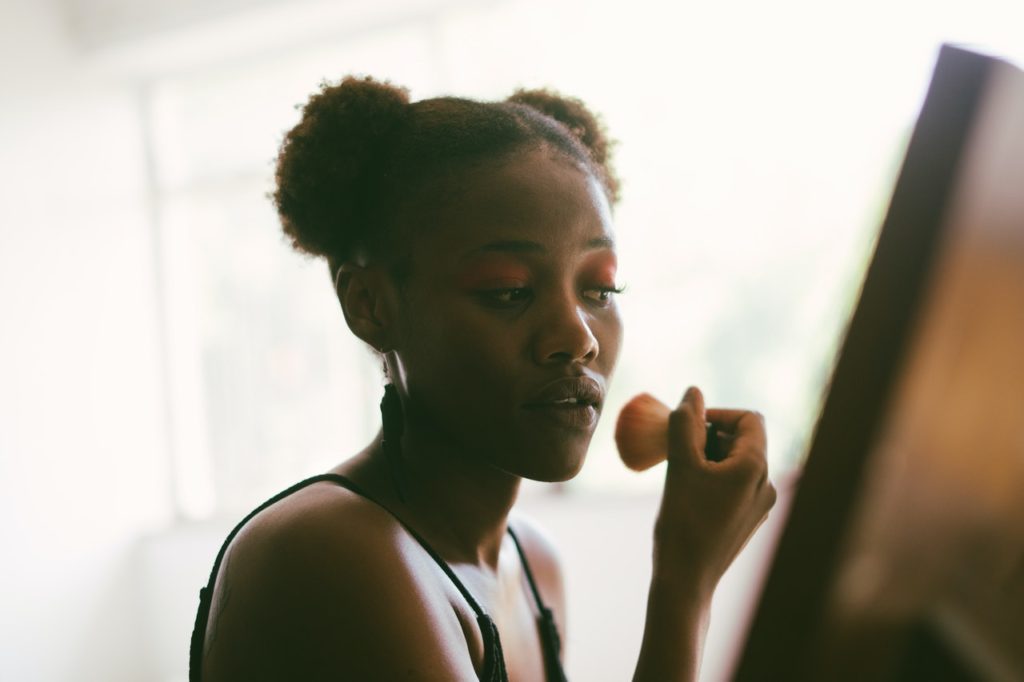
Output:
[411,148,615,263]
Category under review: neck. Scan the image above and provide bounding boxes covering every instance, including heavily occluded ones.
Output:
[355,428,522,570]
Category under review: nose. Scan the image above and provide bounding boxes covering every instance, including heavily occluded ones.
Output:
[533,298,599,365]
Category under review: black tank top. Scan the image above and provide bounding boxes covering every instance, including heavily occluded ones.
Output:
[189,473,568,681]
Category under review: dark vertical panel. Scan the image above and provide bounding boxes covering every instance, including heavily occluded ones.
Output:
[733,45,994,681]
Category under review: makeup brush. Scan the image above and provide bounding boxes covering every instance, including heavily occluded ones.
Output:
[614,393,723,471]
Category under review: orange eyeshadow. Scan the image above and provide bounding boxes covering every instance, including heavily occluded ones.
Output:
[580,252,618,285]
[456,259,531,289]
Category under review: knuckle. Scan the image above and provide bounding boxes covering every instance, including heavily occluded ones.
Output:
[744,413,766,433]
[733,454,760,479]
[739,445,767,470]
[740,410,766,434]
[732,452,770,489]
[747,443,768,466]
[755,467,769,491]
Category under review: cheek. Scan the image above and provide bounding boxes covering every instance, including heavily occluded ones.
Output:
[401,303,520,393]
[399,314,526,449]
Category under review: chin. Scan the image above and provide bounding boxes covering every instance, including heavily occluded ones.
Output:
[510,444,589,483]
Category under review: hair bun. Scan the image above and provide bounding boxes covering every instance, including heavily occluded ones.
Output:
[507,88,612,164]
[506,88,618,201]
[274,76,411,260]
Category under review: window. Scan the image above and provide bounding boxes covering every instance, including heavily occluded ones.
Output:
[145,0,1001,518]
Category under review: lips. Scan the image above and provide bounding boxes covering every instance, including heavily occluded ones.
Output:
[523,376,604,429]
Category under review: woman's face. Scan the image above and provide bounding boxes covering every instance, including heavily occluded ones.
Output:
[389,148,623,482]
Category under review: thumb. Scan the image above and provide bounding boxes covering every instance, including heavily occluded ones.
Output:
[667,386,708,468]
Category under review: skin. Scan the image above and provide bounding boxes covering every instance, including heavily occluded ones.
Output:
[201,147,776,681]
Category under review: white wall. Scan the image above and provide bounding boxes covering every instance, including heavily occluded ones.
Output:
[4,1,1023,680]
[0,1,173,679]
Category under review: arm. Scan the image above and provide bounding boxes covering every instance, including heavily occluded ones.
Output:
[634,387,777,682]
[202,487,479,681]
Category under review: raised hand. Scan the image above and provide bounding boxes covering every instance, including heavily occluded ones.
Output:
[654,387,776,596]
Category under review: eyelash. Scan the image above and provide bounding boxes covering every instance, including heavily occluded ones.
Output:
[480,284,625,308]
[583,285,626,305]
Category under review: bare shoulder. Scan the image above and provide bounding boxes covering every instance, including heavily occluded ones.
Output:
[202,481,477,681]
[508,511,567,626]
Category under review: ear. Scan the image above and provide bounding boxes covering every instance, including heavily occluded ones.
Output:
[335,263,398,352]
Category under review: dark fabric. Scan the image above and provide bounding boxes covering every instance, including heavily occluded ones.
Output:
[189,473,567,681]
[508,527,568,682]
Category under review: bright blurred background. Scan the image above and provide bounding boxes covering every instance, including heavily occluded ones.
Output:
[1,0,1021,679]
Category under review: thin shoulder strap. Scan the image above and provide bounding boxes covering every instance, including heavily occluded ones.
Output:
[317,476,510,681]
[505,526,549,612]
[189,473,359,681]
[507,526,567,682]
[190,473,510,681]
[322,474,492,619]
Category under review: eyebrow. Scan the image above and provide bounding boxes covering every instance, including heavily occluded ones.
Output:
[463,237,615,259]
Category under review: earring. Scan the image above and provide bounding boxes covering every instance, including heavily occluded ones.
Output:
[380,383,407,503]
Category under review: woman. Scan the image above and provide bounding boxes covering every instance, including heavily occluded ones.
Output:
[190,77,777,681]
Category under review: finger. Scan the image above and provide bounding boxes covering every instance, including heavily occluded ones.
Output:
[714,436,770,479]
[705,408,767,450]
[704,407,761,431]
[676,386,705,420]
[667,387,707,467]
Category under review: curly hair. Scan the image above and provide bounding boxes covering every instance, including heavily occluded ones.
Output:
[272,76,619,274]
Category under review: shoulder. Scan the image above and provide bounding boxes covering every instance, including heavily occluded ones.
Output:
[202,480,476,680]
[220,479,414,608]
[228,478,403,569]
[508,511,567,627]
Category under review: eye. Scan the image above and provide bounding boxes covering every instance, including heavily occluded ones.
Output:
[480,287,532,307]
[582,285,625,306]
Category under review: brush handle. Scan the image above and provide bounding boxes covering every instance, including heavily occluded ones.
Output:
[704,422,724,462]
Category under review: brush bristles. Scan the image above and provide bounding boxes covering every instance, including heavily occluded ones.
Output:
[615,393,671,471]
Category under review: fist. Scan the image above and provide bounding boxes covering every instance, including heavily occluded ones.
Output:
[630,387,777,595]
